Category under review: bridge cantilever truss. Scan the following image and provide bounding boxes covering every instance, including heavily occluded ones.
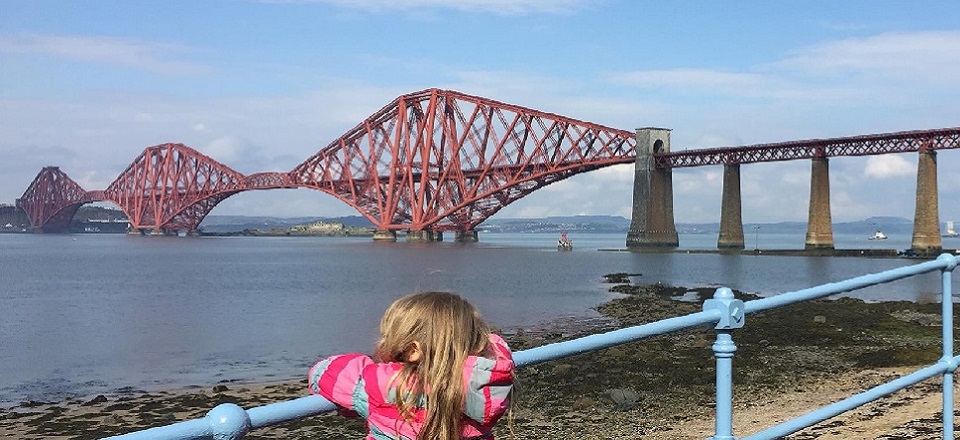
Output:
[13,88,960,235]
[290,89,637,231]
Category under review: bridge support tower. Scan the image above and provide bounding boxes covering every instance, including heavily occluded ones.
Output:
[911,149,942,254]
[372,229,397,242]
[804,157,834,250]
[627,128,679,249]
[717,164,745,249]
[455,229,479,242]
[406,229,443,242]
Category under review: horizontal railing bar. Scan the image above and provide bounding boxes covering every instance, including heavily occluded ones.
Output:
[105,418,212,440]
[745,256,955,314]
[741,356,960,440]
[513,308,722,366]
[247,395,335,429]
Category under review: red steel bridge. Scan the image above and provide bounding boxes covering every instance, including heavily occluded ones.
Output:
[15,88,960,235]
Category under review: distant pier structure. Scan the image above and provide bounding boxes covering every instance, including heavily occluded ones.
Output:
[626,127,960,255]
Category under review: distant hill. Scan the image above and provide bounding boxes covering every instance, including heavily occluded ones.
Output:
[480,215,630,233]
[197,214,919,235]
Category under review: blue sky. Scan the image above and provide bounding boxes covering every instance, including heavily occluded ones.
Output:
[2,0,959,226]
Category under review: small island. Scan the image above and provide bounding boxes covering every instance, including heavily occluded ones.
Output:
[202,220,375,237]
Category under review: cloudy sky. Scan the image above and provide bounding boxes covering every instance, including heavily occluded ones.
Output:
[1,0,959,225]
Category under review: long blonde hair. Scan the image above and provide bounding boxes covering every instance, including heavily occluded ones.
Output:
[375,291,491,440]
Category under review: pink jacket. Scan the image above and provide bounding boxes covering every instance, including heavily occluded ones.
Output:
[308,333,514,440]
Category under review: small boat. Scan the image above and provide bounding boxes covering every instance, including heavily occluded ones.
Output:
[944,221,959,238]
[868,229,888,240]
[557,232,573,251]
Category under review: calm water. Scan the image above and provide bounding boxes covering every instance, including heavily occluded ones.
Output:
[1,231,956,406]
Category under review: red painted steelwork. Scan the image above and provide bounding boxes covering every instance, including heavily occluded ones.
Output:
[657,127,960,169]
[18,167,98,232]
[290,88,637,231]
[14,88,960,234]
[245,172,297,190]
[103,143,246,232]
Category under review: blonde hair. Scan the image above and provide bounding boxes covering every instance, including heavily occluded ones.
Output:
[375,291,491,440]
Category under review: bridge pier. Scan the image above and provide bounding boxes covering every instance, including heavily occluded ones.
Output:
[627,128,679,249]
[804,157,834,250]
[717,164,745,250]
[372,229,397,242]
[406,229,442,242]
[911,149,942,254]
[455,229,479,242]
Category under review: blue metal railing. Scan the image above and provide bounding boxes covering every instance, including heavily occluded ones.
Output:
[103,253,959,440]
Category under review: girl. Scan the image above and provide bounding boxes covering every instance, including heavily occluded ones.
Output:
[309,291,515,440]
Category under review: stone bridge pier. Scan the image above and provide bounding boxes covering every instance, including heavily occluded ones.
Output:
[717,164,745,249]
[627,128,679,249]
[912,148,942,254]
[805,157,834,250]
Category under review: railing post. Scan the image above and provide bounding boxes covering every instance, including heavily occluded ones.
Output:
[704,287,745,440]
[937,254,957,440]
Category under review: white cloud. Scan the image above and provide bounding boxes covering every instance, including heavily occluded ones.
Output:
[778,31,960,83]
[605,31,960,107]
[864,155,915,179]
[0,34,212,75]
[201,137,245,164]
[607,69,776,94]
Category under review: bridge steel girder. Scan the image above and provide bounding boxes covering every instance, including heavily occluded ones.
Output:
[290,88,637,232]
[655,127,960,169]
[103,143,247,233]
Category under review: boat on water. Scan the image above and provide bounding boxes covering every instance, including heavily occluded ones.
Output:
[868,229,888,240]
[944,221,959,238]
[557,232,573,251]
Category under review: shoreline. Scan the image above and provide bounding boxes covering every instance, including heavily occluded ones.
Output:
[2,280,958,439]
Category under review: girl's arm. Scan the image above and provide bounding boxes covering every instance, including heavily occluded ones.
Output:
[308,353,374,417]
[463,334,515,425]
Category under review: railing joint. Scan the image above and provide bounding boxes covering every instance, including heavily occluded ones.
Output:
[703,287,745,330]
[936,252,958,271]
[939,356,959,374]
[207,403,251,440]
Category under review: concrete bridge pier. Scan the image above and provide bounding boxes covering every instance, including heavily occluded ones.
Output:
[911,149,942,254]
[372,229,397,242]
[627,128,679,249]
[455,229,479,242]
[804,157,835,250]
[406,229,442,242]
[717,163,745,249]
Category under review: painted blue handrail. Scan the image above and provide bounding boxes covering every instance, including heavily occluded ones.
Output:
[102,253,959,440]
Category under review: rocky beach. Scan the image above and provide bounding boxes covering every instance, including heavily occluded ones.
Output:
[2,276,958,439]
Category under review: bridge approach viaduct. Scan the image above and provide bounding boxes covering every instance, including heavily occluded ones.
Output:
[628,126,960,255]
